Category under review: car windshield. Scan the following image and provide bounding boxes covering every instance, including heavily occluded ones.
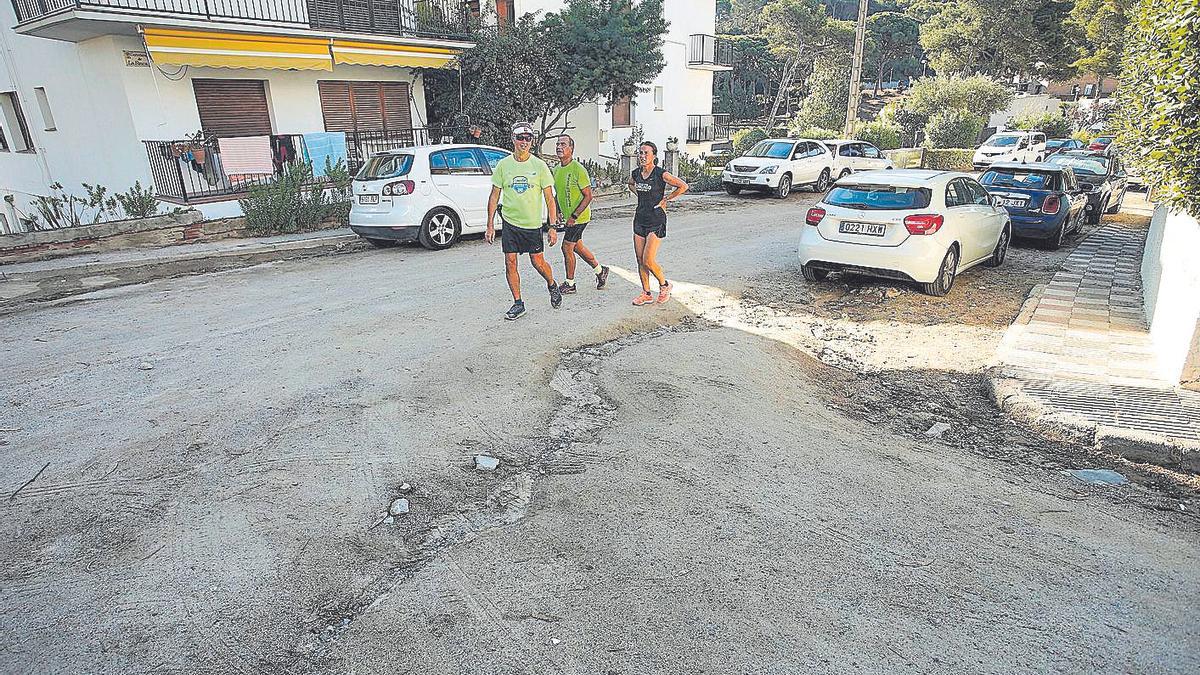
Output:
[987,135,1022,147]
[825,185,932,210]
[746,141,794,159]
[1049,155,1107,176]
[981,169,1060,190]
[1093,137,1115,144]
[1046,140,1067,148]
[356,154,413,180]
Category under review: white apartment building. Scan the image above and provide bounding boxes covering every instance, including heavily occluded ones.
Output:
[0,0,729,229]
[509,0,731,162]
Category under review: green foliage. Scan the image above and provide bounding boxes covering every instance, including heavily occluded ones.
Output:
[579,157,627,188]
[792,56,851,132]
[425,0,668,147]
[714,35,785,122]
[923,109,987,149]
[1068,0,1134,94]
[865,12,921,93]
[732,127,771,155]
[853,120,903,150]
[28,182,120,230]
[903,75,1014,118]
[1012,112,1073,138]
[922,148,976,171]
[114,181,161,220]
[919,0,1075,77]
[239,159,351,236]
[1116,0,1200,217]
[790,126,840,140]
[674,152,722,192]
[892,107,927,147]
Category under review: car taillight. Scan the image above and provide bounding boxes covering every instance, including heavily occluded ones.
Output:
[1042,194,1061,215]
[805,207,826,226]
[382,180,415,196]
[903,213,944,235]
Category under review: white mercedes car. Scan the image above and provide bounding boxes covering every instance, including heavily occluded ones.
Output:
[721,138,835,198]
[798,169,1011,296]
[350,144,511,250]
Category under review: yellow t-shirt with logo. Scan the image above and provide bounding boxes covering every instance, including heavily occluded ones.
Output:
[492,155,553,229]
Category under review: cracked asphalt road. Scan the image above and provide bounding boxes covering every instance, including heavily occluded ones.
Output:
[1,191,1196,674]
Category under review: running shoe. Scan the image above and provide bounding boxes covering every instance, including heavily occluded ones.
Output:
[596,265,610,289]
[558,281,577,295]
[657,280,673,304]
[549,283,563,309]
[632,292,655,306]
[504,301,526,321]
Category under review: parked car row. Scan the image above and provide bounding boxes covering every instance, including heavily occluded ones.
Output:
[720,138,893,199]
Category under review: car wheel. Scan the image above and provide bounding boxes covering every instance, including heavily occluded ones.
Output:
[775,174,792,199]
[1087,200,1103,225]
[813,168,831,192]
[418,208,461,251]
[801,264,828,282]
[724,184,743,196]
[919,246,958,297]
[984,227,1010,267]
[364,237,398,248]
[1046,222,1065,250]
[1106,190,1124,213]
[837,169,851,181]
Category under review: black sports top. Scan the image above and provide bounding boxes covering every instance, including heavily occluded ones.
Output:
[632,165,667,220]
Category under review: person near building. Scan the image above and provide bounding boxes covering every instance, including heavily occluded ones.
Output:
[486,122,562,321]
[553,134,610,294]
[628,141,688,306]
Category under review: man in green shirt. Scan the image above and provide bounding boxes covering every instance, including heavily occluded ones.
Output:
[553,134,610,294]
[486,122,562,321]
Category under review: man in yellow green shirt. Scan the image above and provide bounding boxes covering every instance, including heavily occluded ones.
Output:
[553,134,610,294]
[486,122,561,321]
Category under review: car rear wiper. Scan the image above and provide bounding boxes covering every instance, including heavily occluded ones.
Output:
[839,202,871,209]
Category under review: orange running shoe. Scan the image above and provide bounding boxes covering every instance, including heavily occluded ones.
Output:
[632,292,655,306]
[656,281,673,304]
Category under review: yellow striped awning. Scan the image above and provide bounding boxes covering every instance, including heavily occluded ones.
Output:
[331,39,459,69]
[143,28,333,71]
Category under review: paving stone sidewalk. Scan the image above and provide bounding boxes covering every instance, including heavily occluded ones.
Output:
[992,219,1200,469]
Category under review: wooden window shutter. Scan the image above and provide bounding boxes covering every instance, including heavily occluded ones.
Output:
[320,80,411,134]
[380,82,412,132]
[349,82,386,132]
[192,79,272,137]
[318,81,354,133]
[612,95,631,127]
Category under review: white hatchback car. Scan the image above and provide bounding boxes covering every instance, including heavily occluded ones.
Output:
[350,144,510,250]
[721,138,835,198]
[798,169,1011,296]
[824,139,895,180]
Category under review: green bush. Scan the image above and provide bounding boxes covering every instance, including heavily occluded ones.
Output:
[892,108,927,146]
[790,126,840,140]
[114,181,161,220]
[853,121,902,150]
[239,159,351,236]
[922,149,975,171]
[1013,112,1073,139]
[1116,0,1200,217]
[923,109,987,149]
[904,75,1014,119]
[732,127,770,156]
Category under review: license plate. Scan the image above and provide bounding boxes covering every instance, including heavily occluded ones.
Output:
[358,194,379,205]
[731,176,751,184]
[839,221,886,236]
[998,197,1027,208]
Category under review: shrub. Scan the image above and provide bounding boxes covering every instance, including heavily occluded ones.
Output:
[790,125,840,140]
[922,149,975,171]
[579,158,626,187]
[1013,112,1073,139]
[904,75,1014,119]
[674,152,723,192]
[239,159,351,236]
[732,127,770,156]
[114,181,161,220]
[892,107,927,146]
[853,120,902,150]
[923,109,987,149]
[28,182,120,230]
[1116,0,1200,216]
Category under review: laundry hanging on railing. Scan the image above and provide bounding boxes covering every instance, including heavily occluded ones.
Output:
[217,136,274,176]
[302,132,348,177]
[271,135,298,174]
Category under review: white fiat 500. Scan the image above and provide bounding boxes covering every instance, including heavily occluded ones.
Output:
[824,139,895,181]
[350,144,510,250]
[721,138,835,198]
[798,169,1011,296]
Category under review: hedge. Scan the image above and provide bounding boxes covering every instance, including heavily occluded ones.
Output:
[922,149,975,171]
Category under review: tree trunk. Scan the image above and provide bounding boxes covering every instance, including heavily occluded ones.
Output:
[1094,74,1103,101]
[767,56,800,133]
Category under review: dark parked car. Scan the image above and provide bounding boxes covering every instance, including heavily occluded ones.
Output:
[1087,136,1116,153]
[980,162,1088,249]
[1046,150,1129,223]
[1044,138,1084,156]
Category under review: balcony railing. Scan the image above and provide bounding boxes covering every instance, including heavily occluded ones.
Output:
[144,128,434,204]
[11,0,472,39]
[687,114,731,144]
[688,34,734,69]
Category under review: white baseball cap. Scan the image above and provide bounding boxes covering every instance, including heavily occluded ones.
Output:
[511,122,535,136]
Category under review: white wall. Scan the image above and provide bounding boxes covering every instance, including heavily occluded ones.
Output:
[989,94,1062,131]
[1142,204,1200,389]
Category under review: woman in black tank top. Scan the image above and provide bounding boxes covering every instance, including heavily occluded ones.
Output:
[628,141,689,306]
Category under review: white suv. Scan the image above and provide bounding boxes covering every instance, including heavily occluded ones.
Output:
[825,139,895,181]
[973,131,1048,171]
[721,138,835,198]
[350,144,510,250]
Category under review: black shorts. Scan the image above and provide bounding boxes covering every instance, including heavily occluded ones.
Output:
[502,222,544,255]
[633,213,667,239]
[561,222,588,243]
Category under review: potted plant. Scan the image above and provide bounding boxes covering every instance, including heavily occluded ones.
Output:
[622,137,637,156]
[665,136,679,152]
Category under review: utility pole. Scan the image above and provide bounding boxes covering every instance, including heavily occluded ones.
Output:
[843,0,869,137]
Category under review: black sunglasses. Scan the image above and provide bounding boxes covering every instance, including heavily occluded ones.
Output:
[513,134,534,142]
